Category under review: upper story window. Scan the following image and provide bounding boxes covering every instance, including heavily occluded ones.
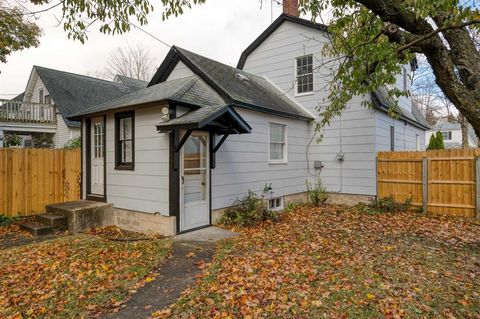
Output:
[39,89,44,103]
[115,111,135,170]
[441,131,452,140]
[402,67,408,92]
[269,122,287,163]
[44,95,52,104]
[295,54,313,94]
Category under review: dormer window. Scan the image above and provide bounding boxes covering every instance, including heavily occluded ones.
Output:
[39,89,44,103]
[295,54,313,94]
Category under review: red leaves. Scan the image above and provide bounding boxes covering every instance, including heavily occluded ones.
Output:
[164,205,480,318]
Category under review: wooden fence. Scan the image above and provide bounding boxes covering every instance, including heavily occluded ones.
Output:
[377,148,480,218]
[0,148,81,217]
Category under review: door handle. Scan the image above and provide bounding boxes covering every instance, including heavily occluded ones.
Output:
[181,176,184,185]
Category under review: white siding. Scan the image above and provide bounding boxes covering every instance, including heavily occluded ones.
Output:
[212,108,310,209]
[242,20,425,195]
[103,105,170,215]
[167,61,195,81]
[54,115,79,148]
[242,21,378,195]
[375,112,425,152]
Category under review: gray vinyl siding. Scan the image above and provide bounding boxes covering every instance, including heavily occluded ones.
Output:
[242,20,378,195]
[241,20,425,195]
[104,105,170,215]
[375,112,426,152]
[211,108,310,209]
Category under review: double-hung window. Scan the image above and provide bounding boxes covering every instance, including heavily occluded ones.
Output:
[269,123,287,163]
[296,54,313,94]
[115,111,134,170]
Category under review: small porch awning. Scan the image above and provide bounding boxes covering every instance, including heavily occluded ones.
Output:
[156,104,251,135]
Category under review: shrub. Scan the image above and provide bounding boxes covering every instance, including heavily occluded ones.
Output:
[427,131,445,150]
[356,196,412,214]
[306,178,328,206]
[435,131,445,149]
[0,215,13,226]
[64,136,81,149]
[3,134,22,147]
[220,191,277,226]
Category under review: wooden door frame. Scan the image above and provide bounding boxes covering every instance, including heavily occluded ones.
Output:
[85,115,107,202]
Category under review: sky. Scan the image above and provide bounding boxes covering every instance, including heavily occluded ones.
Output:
[0,0,284,99]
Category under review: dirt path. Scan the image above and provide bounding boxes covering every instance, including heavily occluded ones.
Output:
[104,227,237,319]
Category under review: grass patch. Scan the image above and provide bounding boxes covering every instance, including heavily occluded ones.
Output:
[0,231,172,318]
[163,205,480,318]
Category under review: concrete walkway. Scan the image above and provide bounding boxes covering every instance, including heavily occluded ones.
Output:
[104,226,238,319]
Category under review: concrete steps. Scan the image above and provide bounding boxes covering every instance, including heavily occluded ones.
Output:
[20,200,112,236]
[20,213,67,236]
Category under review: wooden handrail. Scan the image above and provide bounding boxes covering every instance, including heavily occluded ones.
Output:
[0,99,56,124]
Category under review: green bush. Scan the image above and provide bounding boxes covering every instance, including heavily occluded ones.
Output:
[3,134,22,147]
[64,136,81,149]
[0,215,13,226]
[356,196,412,214]
[427,131,445,150]
[220,191,277,226]
[306,178,328,206]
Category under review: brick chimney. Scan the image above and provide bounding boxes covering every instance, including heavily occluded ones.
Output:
[283,0,299,17]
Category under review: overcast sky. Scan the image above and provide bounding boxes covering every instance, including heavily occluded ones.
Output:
[0,0,284,99]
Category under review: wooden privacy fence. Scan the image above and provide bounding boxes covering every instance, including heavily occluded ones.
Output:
[0,148,81,217]
[377,148,480,218]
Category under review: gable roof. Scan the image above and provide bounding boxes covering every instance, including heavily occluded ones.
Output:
[371,87,430,130]
[237,14,328,69]
[149,46,313,121]
[114,75,148,90]
[33,66,140,127]
[69,76,225,119]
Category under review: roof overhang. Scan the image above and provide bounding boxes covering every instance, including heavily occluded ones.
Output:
[156,104,251,134]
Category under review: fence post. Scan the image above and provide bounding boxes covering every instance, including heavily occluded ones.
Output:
[476,157,480,218]
[422,157,428,214]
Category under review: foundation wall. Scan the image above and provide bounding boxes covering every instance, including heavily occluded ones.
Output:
[108,208,176,236]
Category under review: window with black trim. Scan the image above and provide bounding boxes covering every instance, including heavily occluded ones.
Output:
[115,111,134,170]
[296,54,313,94]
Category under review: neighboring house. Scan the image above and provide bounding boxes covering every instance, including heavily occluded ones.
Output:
[69,1,428,236]
[426,122,478,149]
[0,66,147,148]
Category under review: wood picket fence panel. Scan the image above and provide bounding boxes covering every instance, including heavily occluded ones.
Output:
[0,148,81,217]
[377,148,480,218]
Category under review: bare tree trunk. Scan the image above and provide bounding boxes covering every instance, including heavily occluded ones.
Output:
[459,114,469,148]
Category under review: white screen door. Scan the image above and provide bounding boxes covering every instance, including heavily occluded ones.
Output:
[180,131,210,232]
[90,117,104,196]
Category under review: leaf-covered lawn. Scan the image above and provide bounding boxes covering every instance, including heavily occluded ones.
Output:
[165,205,480,318]
[0,228,172,319]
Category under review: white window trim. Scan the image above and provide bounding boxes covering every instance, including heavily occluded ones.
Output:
[294,54,314,97]
[268,196,284,211]
[268,121,288,164]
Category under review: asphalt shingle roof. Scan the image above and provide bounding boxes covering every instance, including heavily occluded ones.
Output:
[372,87,429,130]
[35,66,139,127]
[149,46,313,121]
[114,75,148,90]
[69,76,225,119]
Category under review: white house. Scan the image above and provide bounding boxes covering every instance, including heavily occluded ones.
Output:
[426,122,478,149]
[0,66,147,148]
[69,1,428,235]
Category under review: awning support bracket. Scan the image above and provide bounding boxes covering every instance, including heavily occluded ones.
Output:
[174,129,192,153]
[212,133,230,153]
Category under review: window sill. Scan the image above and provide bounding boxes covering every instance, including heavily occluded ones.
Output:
[269,161,288,165]
[115,164,135,171]
[294,92,314,97]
